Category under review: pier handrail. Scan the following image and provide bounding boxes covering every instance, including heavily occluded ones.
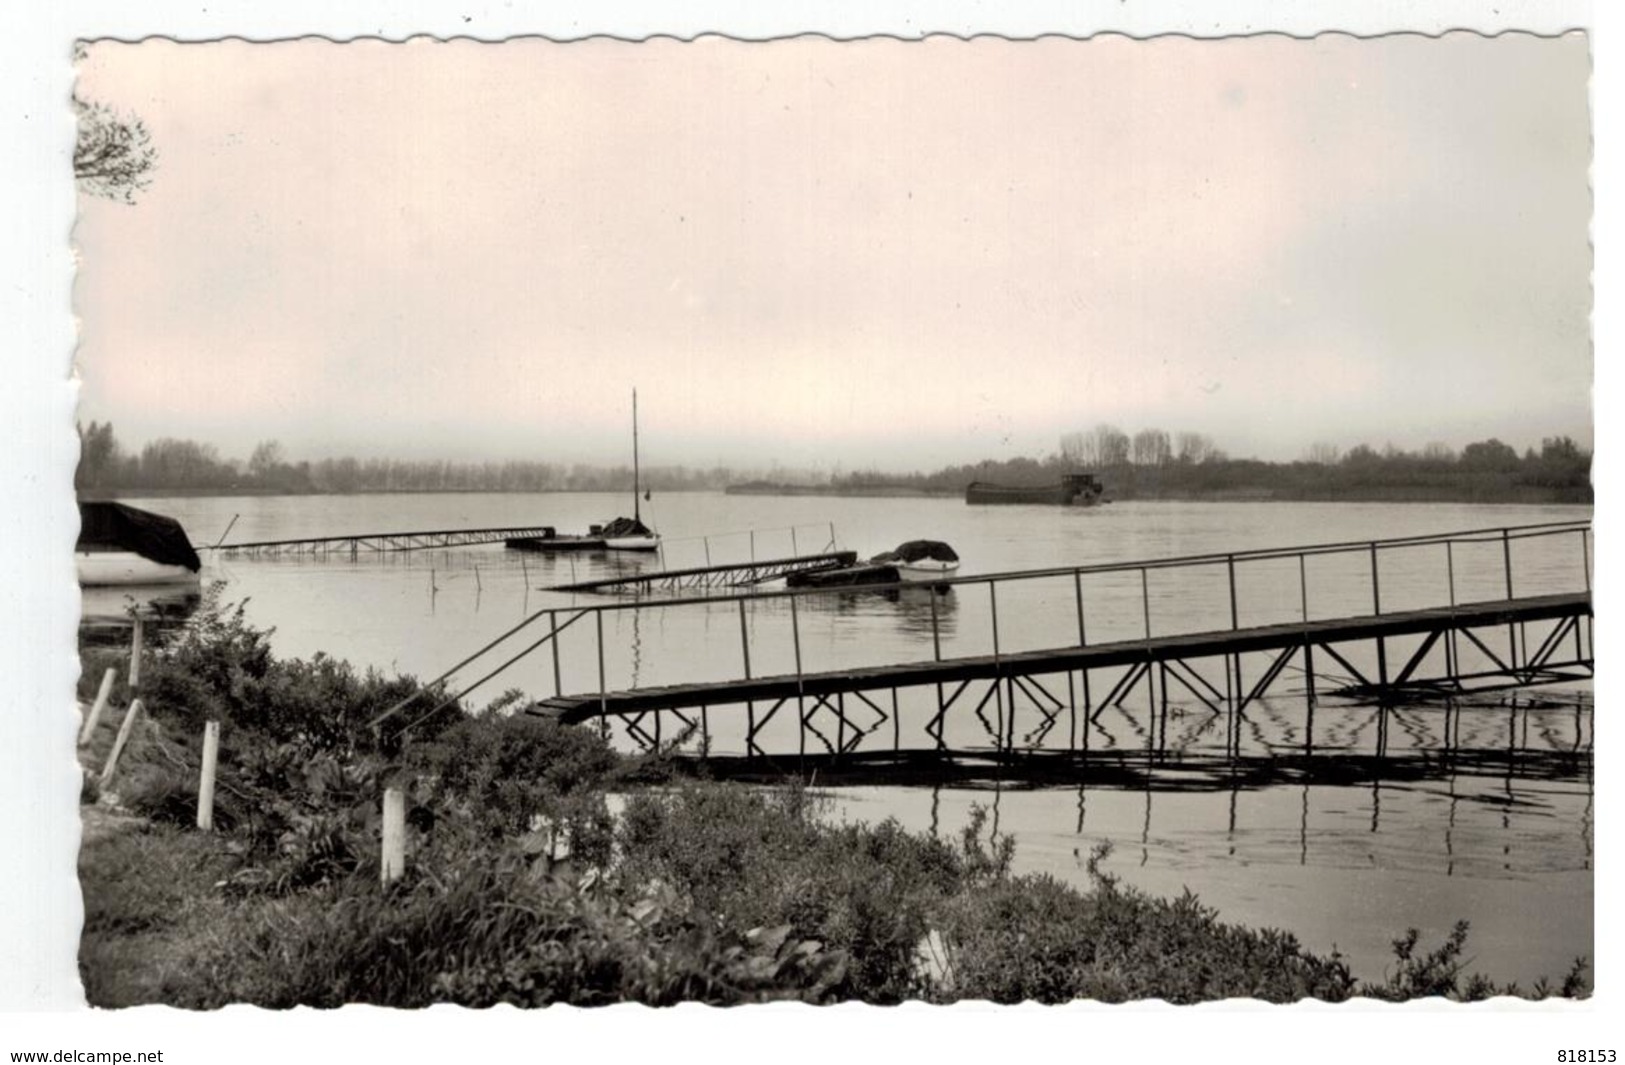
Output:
[538,518,1591,616]
[368,607,590,731]
[390,519,1589,719]
[213,523,561,552]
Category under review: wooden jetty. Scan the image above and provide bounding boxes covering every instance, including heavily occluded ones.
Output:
[548,551,859,594]
[215,524,560,557]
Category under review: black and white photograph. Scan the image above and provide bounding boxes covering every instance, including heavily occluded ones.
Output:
[2,1,1610,1058]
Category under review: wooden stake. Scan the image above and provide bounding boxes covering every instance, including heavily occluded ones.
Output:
[381,787,406,884]
[99,698,142,790]
[128,616,144,691]
[78,667,116,747]
[194,720,221,831]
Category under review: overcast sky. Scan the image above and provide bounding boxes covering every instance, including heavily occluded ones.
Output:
[72,32,1592,471]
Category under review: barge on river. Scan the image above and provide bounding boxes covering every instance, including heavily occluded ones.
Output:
[965,473,1106,506]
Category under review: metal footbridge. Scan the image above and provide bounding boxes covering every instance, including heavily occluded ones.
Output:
[546,550,859,593]
[371,520,1593,772]
[214,524,561,557]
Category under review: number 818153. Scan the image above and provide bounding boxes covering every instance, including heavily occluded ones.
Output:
[1559,1052,1616,1062]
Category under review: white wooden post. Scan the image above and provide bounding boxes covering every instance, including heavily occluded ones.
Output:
[381,787,406,884]
[128,617,144,691]
[197,721,220,831]
[99,698,143,790]
[78,667,117,747]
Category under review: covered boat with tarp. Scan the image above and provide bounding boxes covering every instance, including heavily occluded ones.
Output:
[76,501,203,586]
[869,540,961,580]
[598,514,659,552]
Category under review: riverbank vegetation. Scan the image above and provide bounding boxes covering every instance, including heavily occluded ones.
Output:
[75,421,1589,505]
[830,428,1591,505]
[77,593,1588,1006]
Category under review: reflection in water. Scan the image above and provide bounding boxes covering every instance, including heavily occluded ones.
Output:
[79,584,203,646]
[788,583,962,641]
[1299,783,1309,867]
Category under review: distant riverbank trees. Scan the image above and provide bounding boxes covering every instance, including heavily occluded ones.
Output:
[829,427,1591,505]
[74,421,1590,504]
[74,423,747,495]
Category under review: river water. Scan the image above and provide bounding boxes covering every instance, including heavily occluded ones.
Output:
[94,492,1593,988]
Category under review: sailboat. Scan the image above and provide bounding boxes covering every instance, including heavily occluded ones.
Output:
[601,389,661,552]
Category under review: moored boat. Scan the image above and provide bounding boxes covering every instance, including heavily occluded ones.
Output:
[869,540,960,580]
[965,472,1106,506]
[76,501,203,586]
[599,515,660,552]
[600,390,662,552]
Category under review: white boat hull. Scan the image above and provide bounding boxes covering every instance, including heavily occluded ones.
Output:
[603,536,661,552]
[77,551,201,587]
[897,560,960,581]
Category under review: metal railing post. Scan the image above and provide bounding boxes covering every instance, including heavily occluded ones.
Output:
[1073,567,1093,730]
[988,581,1004,752]
[1502,527,1514,599]
[791,526,799,557]
[1446,541,1456,607]
[929,587,943,661]
[1502,528,1517,672]
[1140,567,1151,639]
[549,611,562,697]
[1298,553,1309,623]
[1581,527,1591,593]
[1370,542,1381,615]
[989,581,1000,661]
[739,598,757,753]
[595,611,608,738]
[790,594,805,758]
[791,594,803,674]
[1227,555,1239,630]
[1073,569,1087,646]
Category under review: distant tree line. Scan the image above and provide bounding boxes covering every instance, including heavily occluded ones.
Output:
[73,423,746,495]
[75,421,1590,504]
[829,425,1592,504]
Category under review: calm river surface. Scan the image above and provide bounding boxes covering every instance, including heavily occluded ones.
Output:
[98,492,1593,987]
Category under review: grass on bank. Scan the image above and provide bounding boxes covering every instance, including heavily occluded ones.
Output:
[77,588,1590,1007]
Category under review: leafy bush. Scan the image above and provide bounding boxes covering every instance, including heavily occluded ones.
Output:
[408,711,621,864]
[934,842,1358,1004]
[1360,922,1590,1002]
[613,784,967,1002]
[174,846,846,1008]
[137,585,455,756]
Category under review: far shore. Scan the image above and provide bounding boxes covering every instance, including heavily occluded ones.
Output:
[86,484,1593,506]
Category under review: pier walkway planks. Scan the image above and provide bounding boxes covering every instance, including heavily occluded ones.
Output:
[529,591,1590,724]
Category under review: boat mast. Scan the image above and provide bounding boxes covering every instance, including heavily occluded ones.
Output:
[632,388,640,524]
